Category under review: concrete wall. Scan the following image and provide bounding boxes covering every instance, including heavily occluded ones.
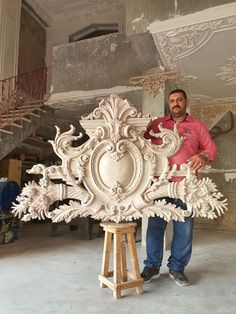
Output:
[46,1,125,67]
[0,0,21,80]
[18,6,46,74]
[51,32,160,93]
[195,112,236,232]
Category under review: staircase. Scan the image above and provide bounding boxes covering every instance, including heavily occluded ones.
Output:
[0,67,54,160]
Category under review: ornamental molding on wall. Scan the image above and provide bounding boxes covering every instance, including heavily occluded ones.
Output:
[129,71,180,97]
[13,94,227,223]
[190,97,236,129]
[129,72,197,97]
[152,15,236,69]
[216,56,236,85]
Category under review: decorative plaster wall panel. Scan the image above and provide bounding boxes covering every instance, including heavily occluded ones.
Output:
[216,56,236,85]
[150,5,236,100]
[152,15,236,69]
[190,99,236,130]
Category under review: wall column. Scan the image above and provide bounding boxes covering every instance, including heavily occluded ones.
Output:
[0,0,21,80]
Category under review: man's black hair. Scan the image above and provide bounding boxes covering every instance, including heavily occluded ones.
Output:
[168,89,187,100]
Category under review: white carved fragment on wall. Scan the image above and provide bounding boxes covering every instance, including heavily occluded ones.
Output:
[13,95,228,223]
[216,56,236,85]
[224,173,236,183]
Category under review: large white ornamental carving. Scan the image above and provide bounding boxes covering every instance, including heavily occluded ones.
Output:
[13,95,227,223]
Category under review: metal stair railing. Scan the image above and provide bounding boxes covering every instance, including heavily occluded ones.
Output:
[0,67,49,129]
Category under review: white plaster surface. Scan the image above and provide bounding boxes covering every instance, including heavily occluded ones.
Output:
[202,168,236,182]
[47,86,142,105]
[224,173,236,183]
[132,13,145,23]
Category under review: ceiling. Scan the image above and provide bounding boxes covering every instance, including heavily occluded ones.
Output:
[149,3,236,103]
[27,0,121,26]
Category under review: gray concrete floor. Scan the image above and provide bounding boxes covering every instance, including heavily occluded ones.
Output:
[0,222,236,314]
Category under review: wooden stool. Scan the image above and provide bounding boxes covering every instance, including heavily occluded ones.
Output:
[98,222,143,299]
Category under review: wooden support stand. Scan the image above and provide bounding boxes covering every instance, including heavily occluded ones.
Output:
[98,222,143,299]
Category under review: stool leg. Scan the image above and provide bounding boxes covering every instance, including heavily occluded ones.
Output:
[100,230,112,288]
[127,232,143,294]
[120,234,127,282]
[113,232,122,299]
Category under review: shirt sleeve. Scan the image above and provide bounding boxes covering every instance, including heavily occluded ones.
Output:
[199,122,217,162]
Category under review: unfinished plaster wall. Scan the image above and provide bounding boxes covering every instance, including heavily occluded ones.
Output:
[49,30,161,128]
[18,6,46,74]
[195,113,236,232]
[51,32,161,93]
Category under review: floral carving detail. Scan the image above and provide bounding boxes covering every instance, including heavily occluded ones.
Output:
[129,71,180,97]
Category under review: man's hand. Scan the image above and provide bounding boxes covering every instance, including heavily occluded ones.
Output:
[187,153,207,171]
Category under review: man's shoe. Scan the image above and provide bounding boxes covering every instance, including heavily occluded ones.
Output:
[141,266,160,283]
[169,270,190,286]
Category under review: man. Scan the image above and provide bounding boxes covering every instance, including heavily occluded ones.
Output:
[141,89,217,286]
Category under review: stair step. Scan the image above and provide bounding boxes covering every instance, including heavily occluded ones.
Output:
[21,117,32,122]
[30,112,40,118]
[7,108,40,114]
[37,108,47,113]
[0,128,13,134]
[6,108,46,116]
[11,122,23,128]
[1,111,30,118]
[4,102,47,109]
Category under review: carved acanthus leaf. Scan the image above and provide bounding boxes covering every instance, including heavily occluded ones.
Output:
[51,201,90,223]
[12,180,92,221]
[178,175,228,219]
[81,94,146,142]
[12,181,55,221]
[142,199,187,222]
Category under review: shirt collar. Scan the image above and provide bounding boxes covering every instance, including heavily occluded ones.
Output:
[166,113,193,122]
